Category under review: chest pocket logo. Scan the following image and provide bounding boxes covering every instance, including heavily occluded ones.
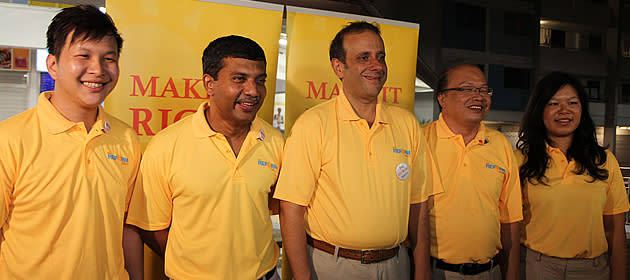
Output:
[257,159,278,172]
[107,153,129,165]
[485,162,505,174]
[393,147,411,157]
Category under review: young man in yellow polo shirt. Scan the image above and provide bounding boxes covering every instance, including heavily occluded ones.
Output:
[125,35,283,279]
[275,21,440,280]
[0,5,141,279]
[422,64,522,280]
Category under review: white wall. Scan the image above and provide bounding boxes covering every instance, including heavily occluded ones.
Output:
[0,3,59,49]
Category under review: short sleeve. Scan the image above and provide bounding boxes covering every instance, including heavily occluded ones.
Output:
[603,151,630,215]
[124,134,142,213]
[273,114,322,206]
[0,137,14,226]
[499,139,523,223]
[411,124,443,204]
[126,136,174,231]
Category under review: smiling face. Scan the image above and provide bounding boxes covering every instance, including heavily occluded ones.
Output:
[47,31,119,112]
[543,84,582,140]
[331,30,387,103]
[204,57,267,127]
[438,65,491,127]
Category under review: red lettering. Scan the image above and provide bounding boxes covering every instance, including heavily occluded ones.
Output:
[183,78,206,99]
[161,77,179,98]
[382,87,402,104]
[391,87,401,104]
[307,81,327,99]
[129,108,155,136]
[330,83,340,98]
[158,109,172,130]
[174,110,196,122]
[130,75,160,97]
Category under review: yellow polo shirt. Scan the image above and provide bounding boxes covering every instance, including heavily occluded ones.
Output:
[126,102,282,280]
[422,115,522,264]
[274,91,440,250]
[0,92,141,279]
[516,147,630,258]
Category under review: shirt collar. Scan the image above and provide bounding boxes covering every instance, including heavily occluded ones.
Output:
[336,89,390,125]
[37,91,109,135]
[191,101,266,141]
[436,113,488,145]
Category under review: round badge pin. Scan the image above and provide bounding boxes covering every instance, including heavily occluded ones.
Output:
[395,162,409,180]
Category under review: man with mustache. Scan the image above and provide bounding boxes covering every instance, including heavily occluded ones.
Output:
[125,35,283,280]
[274,21,440,279]
[422,64,522,280]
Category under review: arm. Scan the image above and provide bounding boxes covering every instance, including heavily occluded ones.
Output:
[499,222,520,280]
[604,213,627,280]
[412,202,431,280]
[138,227,170,258]
[279,200,312,280]
[268,185,280,215]
[123,224,144,280]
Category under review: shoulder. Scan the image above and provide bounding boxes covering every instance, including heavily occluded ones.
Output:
[103,113,140,142]
[292,99,335,130]
[145,115,194,153]
[383,104,419,124]
[0,108,38,146]
[255,118,285,146]
[485,127,512,148]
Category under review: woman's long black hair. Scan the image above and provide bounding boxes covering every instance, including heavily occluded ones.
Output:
[517,72,608,185]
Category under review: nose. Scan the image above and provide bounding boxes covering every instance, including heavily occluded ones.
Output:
[243,79,260,97]
[88,57,104,76]
[368,56,385,72]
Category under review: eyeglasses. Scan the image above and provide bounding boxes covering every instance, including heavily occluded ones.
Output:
[440,87,494,97]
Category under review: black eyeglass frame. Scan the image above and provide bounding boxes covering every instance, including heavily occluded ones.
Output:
[439,87,494,96]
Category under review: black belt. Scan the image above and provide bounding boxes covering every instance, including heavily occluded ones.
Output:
[258,267,276,280]
[431,255,499,275]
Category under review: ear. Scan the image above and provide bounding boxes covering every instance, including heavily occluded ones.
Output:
[331,58,345,80]
[46,54,58,80]
[437,93,446,109]
[203,74,216,97]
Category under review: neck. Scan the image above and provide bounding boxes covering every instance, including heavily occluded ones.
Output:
[441,115,480,145]
[548,135,573,156]
[205,106,250,156]
[49,93,99,132]
[343,86,377,126]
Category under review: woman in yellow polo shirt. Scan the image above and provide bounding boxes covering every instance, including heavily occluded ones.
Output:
[516,71,629,280]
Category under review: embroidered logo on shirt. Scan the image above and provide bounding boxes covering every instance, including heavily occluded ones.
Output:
[485,162,505,174]
[107,153,129,165]
[392,147,411,157]
[257,159,278,172]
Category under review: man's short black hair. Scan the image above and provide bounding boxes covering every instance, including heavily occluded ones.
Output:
[329,21,381,64]
[202,35,267,79]
[46,4,123,57]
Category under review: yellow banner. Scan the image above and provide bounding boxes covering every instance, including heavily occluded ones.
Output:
[285,7,419,133]
[105,0,283,148]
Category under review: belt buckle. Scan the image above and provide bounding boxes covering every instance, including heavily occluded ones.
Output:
[361,250,367,264]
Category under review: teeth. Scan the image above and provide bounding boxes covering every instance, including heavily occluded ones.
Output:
[469,105,482,109]
[83,82,103,88]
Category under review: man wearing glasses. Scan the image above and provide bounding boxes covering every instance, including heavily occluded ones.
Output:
[422,64,522,280]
